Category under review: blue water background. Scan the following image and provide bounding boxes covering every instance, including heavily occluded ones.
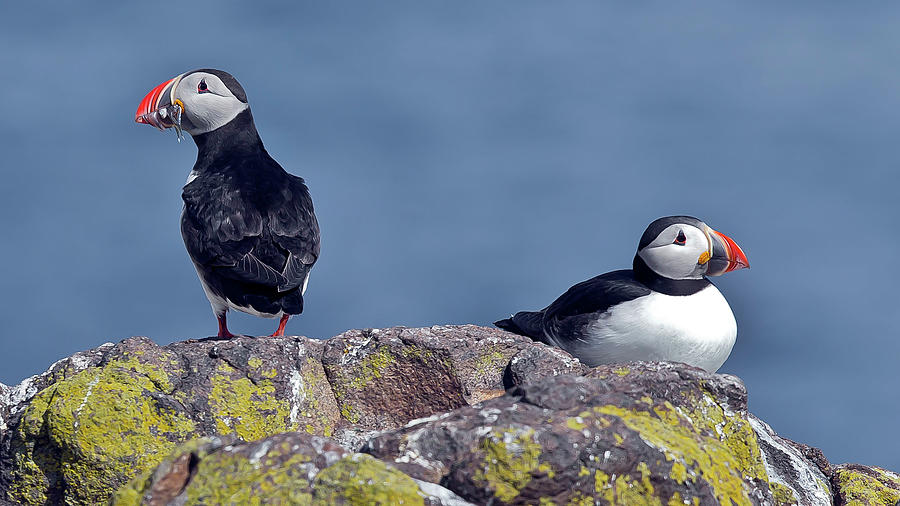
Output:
[1,3,898,469]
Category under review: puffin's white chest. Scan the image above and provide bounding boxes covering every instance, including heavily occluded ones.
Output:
[573,286,737,372]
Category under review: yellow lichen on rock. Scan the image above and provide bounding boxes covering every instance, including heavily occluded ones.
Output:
[473,427,544,502]
[593,404,756,505]
[833,465,900,506]
[311,454,425,505]
[208,361,297,442]
[8,357,194,505]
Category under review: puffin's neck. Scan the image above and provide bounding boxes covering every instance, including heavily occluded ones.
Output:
[632,255,711,296]
[191,109,266,170]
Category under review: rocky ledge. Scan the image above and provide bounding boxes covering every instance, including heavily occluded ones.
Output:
[0,325,897,505]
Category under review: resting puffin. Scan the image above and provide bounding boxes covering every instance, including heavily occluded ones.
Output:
[135,69,320,338]
[495,216,749,372]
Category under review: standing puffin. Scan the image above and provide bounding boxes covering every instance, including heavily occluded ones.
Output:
[495,216,749,372]
[135,69,319,338]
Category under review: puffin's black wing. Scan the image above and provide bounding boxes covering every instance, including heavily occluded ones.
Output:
[181,154,319,301]
[543,270,649,321]
[496,270,650,343]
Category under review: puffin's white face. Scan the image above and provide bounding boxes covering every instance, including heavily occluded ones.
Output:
[172,72,248,135]
[638,222,712,279]
[636,216,749,280]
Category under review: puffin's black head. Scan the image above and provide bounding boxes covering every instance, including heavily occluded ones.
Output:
[636,215,749,279]
[135,69,249,137]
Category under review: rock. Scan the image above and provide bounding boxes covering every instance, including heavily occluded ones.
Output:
[0,342,112,441]
[0,335,339,505]
[0,383,8,435]
[0,325,569,504]
[321,327,467,430]
[321,325,537,432]
[784,439,833,479]
[1,325,897,504]
[831,464,900,506]
[503,342,588,388]
[749,415,832,505]
[367,367,784,504]
[113,431,473,506]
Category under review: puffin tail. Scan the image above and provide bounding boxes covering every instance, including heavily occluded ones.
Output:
[495,311,543,340]
[279,291,304,315]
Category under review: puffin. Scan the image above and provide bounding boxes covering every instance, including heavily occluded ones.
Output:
[495,216,749,372]
[135,69,320,338]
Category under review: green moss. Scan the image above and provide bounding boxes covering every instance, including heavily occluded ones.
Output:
[593,404,754,506]
[473,428,544,502]
[613,468,662,506]
[7,451,51,505]
[769,481,798,505]
[311,454,424,505]
[834,466,900,506]
[472,348,508,377]
[399,344,435,360]
[330,346,395,423]
[566,492,595,506]
[111,484,143,506]
[668,492,701,506]
[184,449,314,504]
[593,464,663,505]
[331,345,404,425]
[347,347,394,390]
[593,470,614,502]
[566,416,588,431]
[816,477,829,495]
[670,461,688,483]
[209,362,296,442]
[874,467,900,483]
[699,387,766,479]
[537,462,556,479]
[560,391,767,504]
[112,437,225,505]
[662,385,769,485]
[9,357,194,505]
[340,403,361,424]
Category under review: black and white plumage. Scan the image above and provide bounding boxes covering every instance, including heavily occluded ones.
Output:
[496,216,749,372]
[136,69,319,338]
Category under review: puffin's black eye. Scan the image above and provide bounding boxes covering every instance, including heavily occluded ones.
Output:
[674,230,686,245]
[198,79,208,93]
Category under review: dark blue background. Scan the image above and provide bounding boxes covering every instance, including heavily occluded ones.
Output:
[1,2,898,469]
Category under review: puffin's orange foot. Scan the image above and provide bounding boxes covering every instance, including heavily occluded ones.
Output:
[270,314,290,337]
[217,314,235,338]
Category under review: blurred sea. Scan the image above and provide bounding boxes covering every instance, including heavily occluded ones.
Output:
[0,2,898,469]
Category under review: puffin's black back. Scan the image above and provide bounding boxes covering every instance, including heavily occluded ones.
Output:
[181,109,320,316]
[496,269,651,343]
[495,254,716,347]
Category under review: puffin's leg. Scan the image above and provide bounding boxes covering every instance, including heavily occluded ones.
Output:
[270,314,290,337]
[217,313,235,338]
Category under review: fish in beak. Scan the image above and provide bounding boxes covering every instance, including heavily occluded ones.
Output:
[135,74,186,139]
[706,228,749,276]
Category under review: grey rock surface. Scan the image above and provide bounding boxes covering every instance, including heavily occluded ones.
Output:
[0,325,894,505]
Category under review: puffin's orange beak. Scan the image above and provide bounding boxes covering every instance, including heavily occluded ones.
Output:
[135,77,177,125]
[707,228,749,276]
